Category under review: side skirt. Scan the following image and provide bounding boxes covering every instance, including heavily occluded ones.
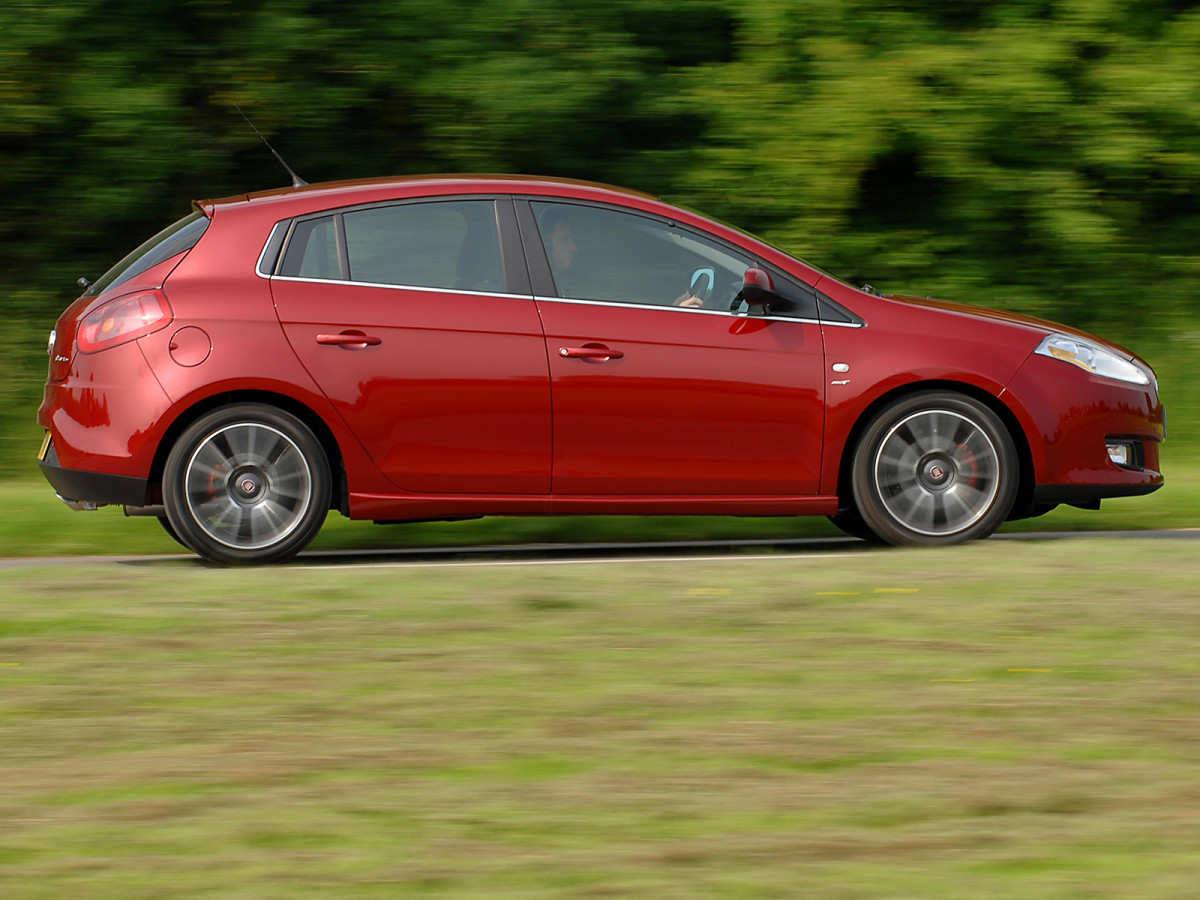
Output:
[348,492,840,522]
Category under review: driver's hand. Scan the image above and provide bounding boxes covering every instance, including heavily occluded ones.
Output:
[675,293,704,308]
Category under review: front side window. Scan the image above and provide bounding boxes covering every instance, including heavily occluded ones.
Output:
[531,201,754,312]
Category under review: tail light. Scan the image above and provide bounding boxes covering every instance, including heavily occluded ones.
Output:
[77,289,173,354]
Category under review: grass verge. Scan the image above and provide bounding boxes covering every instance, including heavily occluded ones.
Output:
[1,452,1196,559]
[3,539,1200,898]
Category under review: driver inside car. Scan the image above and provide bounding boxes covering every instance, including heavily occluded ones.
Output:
[675,267,715,308]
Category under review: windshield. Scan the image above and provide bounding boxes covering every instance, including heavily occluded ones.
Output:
[84,209,210,298]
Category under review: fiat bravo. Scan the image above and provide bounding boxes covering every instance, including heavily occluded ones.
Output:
[38,175,1164,563]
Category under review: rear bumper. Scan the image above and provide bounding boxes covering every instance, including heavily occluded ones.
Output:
[39,441,149,508]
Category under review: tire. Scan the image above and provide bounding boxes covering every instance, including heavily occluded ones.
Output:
[827,508,885,543]
[851,392,1018,546]
[163,404,331,564]
[157,515,193,550]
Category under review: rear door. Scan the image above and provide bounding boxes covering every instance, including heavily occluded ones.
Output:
[270,196,552,494]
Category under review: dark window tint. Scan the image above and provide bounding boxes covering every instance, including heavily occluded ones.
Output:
[257,222,289,276]
[817,294,860,324]
[763,268,822,321]
[279,217,340,279]
[86,209,209,298]
[344,200,502,291]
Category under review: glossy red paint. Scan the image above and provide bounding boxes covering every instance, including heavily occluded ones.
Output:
[537,299,824,495]
[37,174,1164,562]
[1002,352,1164,489]
[272,278,553,494]
[42,338,173,483]
[815,280,1045,495]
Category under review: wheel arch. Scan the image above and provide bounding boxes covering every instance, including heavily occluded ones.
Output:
[833,380,1037,523]
[148,391,347,514]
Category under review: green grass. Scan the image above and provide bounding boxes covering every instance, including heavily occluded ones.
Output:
[3,539,1200,898]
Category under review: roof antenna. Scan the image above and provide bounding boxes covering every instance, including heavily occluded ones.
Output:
[234,104,308,188]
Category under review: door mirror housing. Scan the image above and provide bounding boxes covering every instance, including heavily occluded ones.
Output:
[742,266,784,310]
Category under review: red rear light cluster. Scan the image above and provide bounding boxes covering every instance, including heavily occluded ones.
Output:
[77,289,173,353]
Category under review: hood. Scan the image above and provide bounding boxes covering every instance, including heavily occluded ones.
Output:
[881,293,1139,360]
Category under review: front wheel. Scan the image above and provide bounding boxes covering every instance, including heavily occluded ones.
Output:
[163,404,331,564]
[827,508,885,543]
[851,392,1018,546]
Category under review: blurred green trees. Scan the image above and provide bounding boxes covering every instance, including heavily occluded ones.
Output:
[4,0,1199,475]
[679,0,1200,334]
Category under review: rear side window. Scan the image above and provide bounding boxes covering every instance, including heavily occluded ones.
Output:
[275,200,503,292]
[85,209,209,298]
[345,201,501,291]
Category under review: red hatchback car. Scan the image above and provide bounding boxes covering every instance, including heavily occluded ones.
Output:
[38,175,1164,563]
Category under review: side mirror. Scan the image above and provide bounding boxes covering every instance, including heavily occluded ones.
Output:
[741,266,780,309]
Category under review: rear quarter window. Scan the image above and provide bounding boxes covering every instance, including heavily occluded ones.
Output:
[279,216,340,280]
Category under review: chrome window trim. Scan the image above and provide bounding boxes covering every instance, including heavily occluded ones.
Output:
[267,273,533,301]
[264,273,863,326]
[532,294,863,327]
[255,221,290,280]
[259,195,510,285]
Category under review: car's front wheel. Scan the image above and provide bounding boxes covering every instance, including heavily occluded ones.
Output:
[163,404,330,564]
[851,392,1018,546]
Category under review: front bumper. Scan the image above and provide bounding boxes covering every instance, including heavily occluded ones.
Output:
[1033,480,1162,509]
[1003,350,1164,509]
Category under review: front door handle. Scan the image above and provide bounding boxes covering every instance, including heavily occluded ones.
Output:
[317,330,382,348]
[559,344,624,361]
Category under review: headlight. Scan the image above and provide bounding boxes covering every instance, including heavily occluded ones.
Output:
[1034,334,1150,386]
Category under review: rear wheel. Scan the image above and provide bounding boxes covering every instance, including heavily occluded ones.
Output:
[851,392,1017,546]
[156,515,191,550]
[163,404,330,564]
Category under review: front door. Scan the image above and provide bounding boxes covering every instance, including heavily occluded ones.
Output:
[524,200,825,496]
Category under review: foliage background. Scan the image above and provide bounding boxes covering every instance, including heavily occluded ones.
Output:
[3,0,1198,478]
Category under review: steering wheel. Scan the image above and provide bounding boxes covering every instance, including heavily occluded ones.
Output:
[685,267,715,306]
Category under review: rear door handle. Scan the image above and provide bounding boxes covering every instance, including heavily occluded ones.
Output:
[559,344,624,361]
[317,330,382,348]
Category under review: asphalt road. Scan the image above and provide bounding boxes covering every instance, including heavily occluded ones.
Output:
[2,529,1197,572]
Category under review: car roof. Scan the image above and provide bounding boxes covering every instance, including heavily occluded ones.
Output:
[192,173,832,288]
[198,174,660,216]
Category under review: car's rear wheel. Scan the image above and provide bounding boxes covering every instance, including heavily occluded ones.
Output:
[156,515,191,550]
[851,392,1017,546]
[163,404,330,564]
